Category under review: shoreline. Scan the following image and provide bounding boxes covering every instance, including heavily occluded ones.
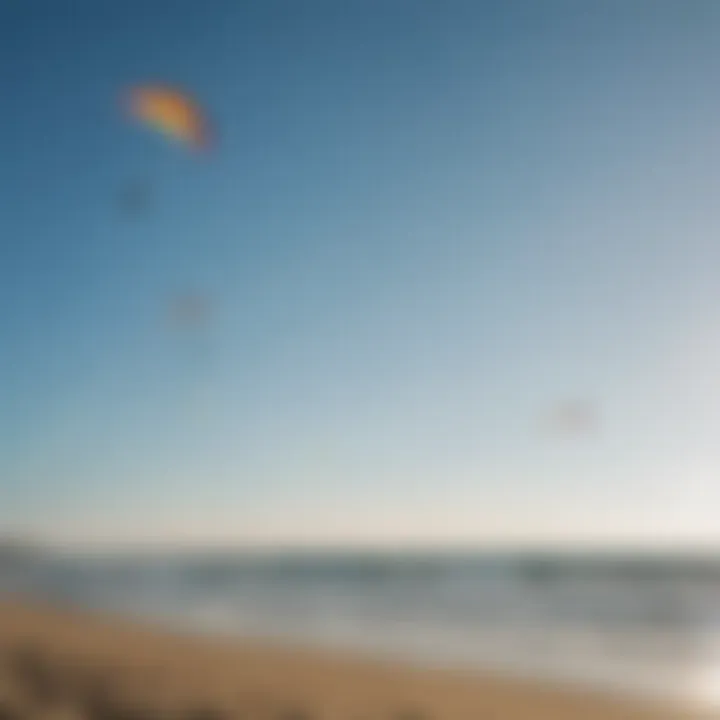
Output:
[0,598,707,719]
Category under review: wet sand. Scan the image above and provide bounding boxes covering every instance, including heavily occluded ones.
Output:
[0,599,704,719]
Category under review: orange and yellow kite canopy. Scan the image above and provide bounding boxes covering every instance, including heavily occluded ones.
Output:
[126,85,211,151]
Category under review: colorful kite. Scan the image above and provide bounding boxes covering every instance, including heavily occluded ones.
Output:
[125,85,211,151]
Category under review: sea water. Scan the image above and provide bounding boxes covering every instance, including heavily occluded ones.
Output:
[4,549,720,712]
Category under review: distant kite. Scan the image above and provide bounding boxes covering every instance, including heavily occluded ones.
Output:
[167,291,212,332]
[163,291,214,376]
[540,400,599,439]
[125,85,212,151]
[118,177,154,219]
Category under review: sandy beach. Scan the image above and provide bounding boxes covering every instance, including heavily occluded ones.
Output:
[0,599,705,720]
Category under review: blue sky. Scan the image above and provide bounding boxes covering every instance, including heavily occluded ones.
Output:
[3,1,720,546]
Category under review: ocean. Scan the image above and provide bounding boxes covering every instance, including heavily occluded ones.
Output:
[3,549,720,710]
